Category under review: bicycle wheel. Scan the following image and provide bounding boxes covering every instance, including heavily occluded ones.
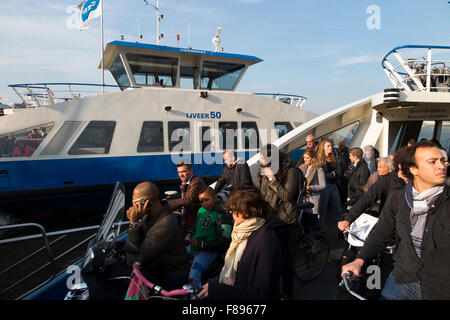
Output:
[292,233,329,282]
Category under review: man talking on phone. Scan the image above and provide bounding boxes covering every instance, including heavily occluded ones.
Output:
[125,181,190,291]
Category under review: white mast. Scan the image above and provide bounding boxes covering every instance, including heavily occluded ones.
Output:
[144,0,163,45]
[101,0,104,94]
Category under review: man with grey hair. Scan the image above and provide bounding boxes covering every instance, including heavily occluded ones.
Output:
[338,147,409,232]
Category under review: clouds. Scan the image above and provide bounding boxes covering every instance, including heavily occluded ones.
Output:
[336,55,381,67]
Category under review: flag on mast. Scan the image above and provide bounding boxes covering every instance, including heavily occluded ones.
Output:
[78,0,102,30]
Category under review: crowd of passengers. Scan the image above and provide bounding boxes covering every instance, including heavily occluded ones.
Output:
[84,136,450,300]
[0,128,46,157]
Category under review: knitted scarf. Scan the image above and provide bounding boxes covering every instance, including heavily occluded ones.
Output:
[405,181,444,257]
[219,218,266,285]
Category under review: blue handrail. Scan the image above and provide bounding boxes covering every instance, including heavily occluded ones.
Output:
[381,45,450,70]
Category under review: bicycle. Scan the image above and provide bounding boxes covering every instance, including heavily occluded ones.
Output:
[126,262,199,300]
[335,213,395,300]
[290,194,330,282]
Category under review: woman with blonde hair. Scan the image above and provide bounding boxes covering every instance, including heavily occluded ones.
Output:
[316,138,343,232]
[297,149,326,232]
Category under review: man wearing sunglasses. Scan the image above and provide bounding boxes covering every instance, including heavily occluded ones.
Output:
[125,181,190,291]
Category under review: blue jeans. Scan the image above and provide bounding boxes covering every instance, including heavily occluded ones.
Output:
[318,183,342,232]
[379,274,421,300]
[187,246,218,289]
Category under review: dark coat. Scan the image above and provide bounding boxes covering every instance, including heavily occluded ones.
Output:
[168,175,206,231]
[208,222,282,300]
[255,155,301,226]
[358,185,450,299]
[345,170,406,222]
[214,162,253,193]
[124,204,190,279]
[347,159,370,204]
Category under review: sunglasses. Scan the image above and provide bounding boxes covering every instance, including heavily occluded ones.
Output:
[259,161,271,168]
[132,197,150,207]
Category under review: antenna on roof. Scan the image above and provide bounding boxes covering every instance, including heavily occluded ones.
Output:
[144,0,163,44]
[212,26,222,52]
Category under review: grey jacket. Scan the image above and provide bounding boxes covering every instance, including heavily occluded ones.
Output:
[299,165,326,214]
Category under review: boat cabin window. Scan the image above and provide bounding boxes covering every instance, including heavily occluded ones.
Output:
[126,53,177,87]
[41,121,83,155]
[0,123,54,158]
[200,61,245,90]
[274,122,293,138]
[389,120,450,153]
[137,121,164,153]
[242,122,259,149]
[219,122,238,150]
[168,121,191,152]
[68,121,116,155]
[325,121,360,147]
[110,55,131,89]
[440,121,450,152]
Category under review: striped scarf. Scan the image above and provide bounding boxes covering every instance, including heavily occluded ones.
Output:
[405,182,444,257]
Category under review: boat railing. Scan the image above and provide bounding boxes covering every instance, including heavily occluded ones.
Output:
[0,223,113,299]
[254,93,307,108]
[8,83,141,108]
[382,45,450,92]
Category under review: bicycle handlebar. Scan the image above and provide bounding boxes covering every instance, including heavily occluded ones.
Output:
[132,263,191,297]
[342,272,367,301]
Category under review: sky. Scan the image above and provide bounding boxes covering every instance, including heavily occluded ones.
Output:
[0,0,449,115]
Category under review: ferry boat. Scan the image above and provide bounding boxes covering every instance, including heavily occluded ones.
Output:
[0,40,316,215]
[247,44,450,178]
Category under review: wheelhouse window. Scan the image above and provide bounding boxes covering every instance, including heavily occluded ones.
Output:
[274,122,293,138]
[126,53,178,87]
[242,122,259,149]
[219,122,238,150]
[137,121,164,152]
[0,123,55,158]
[180,66,200,89]
[200,61,245,90]
[68,121,116,155]
[110,55,131,89]
[168,121,190,152]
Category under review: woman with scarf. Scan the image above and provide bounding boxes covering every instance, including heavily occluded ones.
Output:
[197,186,282,300]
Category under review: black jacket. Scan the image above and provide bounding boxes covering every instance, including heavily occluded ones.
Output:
[214,161,253,193]
[358,185,450,299]
[124,204,190,279]
[208,222,282,300]
[345,170,406,222]
[347,159,370,204]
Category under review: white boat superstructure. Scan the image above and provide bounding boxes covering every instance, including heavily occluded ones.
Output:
[248,45,450,178]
